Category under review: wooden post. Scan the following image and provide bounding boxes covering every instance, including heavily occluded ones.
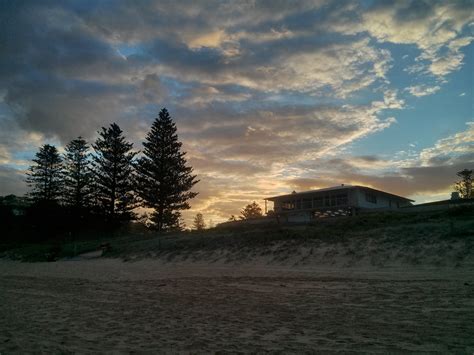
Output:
[264,199,267,214]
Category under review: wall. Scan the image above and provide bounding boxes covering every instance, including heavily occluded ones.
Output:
[354,188,409,209]
[286,211,312,223]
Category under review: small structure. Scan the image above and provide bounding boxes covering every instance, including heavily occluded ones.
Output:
[265,185,413,223]
[401,196,474,213]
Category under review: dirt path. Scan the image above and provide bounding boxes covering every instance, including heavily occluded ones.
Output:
[0,260,473,352]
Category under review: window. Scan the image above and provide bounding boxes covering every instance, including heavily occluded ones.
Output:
[313,197,323,207]
[336,194,348,206]
[325,196,330,206]
[282,201,295,210]
[365,193,377,204]
[302,198,312,209]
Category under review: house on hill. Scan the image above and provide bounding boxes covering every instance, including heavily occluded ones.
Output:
[265,185,414,223]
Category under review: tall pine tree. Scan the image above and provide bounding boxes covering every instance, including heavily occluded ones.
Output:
[136,108,198,231]
[92,123,137,221]
[62,137,93,211]
[26,144,63,205]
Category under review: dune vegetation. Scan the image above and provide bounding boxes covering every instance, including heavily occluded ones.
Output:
[1,207,473,268]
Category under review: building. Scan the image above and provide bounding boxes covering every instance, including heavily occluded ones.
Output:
[265,185,414,223]
[401,195,474,213]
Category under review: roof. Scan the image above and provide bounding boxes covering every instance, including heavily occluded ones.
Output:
[404,197,474,207]
[265,185,414,202]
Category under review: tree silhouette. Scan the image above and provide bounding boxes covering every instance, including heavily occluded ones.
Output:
[62,137,93,211]
[228,215,238,221]
[92,123,137,221]
[135,108,198,231]
[26,144,63,204]
[455,169,473,199]
[193,213,206,230]
[240,201,263,220]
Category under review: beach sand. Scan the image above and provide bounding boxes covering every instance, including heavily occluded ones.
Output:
[1,259,473,353]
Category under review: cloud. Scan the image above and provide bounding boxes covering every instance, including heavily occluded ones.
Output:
[0,165,28,196]
[0,0,404,148]
[419,122,474,165]
[405,85,441,97]
[139,74,169,103]
[177,98,398,166]
[136,34,392,98]
[4,77,137,143]
[286,155,473,199]
[353,1,474,80]
[284,123,474,199]
[188,30,227,49]
[183,84,252,106]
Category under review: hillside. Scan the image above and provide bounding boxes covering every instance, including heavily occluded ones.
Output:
[2,207,473,268]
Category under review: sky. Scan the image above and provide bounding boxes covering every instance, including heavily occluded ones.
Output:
[0,0,473,226]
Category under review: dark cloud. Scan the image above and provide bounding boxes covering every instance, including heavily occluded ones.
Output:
[357,155,381,162]
[0,0,140,143]
[394,0,435,22]
[4,76,136,142]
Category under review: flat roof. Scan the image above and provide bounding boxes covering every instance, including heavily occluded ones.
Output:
[404,197,474,207]
[265,185,414,202]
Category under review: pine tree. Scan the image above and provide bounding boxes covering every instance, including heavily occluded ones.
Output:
[92,123,137,221]
[240,201,263,220]
[455,169,473,199]
[136,108,198,231]
[26,144,63,204]
[62,137,93,211]
[193,213,206,230]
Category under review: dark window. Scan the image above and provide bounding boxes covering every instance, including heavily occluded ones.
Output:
[302,198,312,209]
[296,199,301,209]
[336,194,348,206]
[365,193,377,204]
[325,196,330,206]
[313,197,323,207]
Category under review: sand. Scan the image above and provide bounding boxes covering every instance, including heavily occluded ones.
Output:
[1,259,473,353]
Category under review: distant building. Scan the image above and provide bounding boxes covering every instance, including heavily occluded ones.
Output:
[265,185,414,223]
[401,196,474,213]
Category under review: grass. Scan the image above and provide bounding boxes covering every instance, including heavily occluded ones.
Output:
[1,207,473,263]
